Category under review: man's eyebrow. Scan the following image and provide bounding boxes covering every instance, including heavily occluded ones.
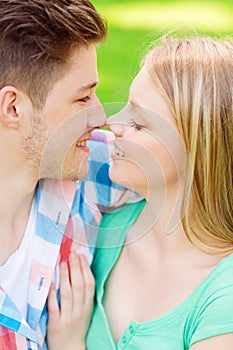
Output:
[76,81,98,93]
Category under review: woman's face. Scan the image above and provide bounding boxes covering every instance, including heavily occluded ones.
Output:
[108,67,185,199]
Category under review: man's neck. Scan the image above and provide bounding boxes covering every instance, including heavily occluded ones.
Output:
[0,171,37,265]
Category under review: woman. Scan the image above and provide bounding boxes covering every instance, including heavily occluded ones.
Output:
[87,36,233,349]
[48,36,233,349]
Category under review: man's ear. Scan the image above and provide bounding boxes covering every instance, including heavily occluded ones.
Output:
[0,86,23,129]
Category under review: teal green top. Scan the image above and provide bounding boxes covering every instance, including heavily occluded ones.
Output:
[87,201,233,350]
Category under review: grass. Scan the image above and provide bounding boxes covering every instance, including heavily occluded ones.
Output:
[92,0,233,109]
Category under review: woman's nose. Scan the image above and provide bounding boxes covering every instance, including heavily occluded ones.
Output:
[107,113,125,137]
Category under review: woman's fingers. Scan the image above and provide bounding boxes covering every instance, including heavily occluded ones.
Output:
[47,252,95,350]
[47,283,59,328]
[59,260,73,320]
[58,253,95,320]
[68,253,95,316]
[79,254,95,306]
[68,252,85,308]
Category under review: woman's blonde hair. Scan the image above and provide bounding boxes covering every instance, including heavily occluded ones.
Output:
[145,36,233,253]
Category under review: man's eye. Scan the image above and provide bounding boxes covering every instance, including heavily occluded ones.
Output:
[77,96,90,103]
[128,118,143,131]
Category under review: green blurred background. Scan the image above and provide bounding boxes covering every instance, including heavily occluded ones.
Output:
[91,0,233,107]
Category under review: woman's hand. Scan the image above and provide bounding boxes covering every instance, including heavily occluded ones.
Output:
[47,253,95,350]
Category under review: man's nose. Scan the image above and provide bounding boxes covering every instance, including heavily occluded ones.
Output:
[87,96,106,129]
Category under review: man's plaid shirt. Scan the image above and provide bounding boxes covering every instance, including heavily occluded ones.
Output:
[0,132,138,349]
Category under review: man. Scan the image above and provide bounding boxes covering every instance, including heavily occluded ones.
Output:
[0,1,134,348]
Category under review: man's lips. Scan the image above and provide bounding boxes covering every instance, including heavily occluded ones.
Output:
[76,140,88,147]
[76,132,92,148]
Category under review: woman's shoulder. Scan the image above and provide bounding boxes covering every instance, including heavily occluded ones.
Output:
[190,254,233,305]
[188,254,233,346]
[207,254,233,287]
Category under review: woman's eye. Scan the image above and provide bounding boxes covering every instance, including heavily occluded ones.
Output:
[77,96,91,103]
[128,118,143,131]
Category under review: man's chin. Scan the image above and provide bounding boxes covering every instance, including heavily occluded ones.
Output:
[62,164,89,181]
[38,153,90,180]
[38,167,88,181]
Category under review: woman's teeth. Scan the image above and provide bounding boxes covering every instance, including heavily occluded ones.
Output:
[115,148,125,157]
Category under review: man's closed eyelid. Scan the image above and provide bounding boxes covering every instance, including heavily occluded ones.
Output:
[77,96,91,103]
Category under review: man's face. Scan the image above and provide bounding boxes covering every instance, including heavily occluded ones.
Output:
[23,44,106,180]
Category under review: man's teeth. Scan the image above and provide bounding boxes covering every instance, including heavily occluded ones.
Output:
[76,140,88,147]
[115,148,125,157]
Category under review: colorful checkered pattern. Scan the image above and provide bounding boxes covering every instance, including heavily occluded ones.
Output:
[0,131,139,349]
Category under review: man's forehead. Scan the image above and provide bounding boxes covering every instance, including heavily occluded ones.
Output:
[67,46,98,89]
[70,44,97,66]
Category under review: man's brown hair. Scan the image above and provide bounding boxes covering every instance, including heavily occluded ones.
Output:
[0,0,107,108]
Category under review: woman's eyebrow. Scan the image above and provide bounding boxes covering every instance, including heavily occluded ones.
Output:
[129,100,140,109]
[129,100,151,122]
